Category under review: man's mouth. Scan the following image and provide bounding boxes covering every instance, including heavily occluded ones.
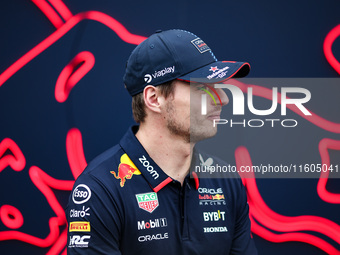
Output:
[207,111,221,120]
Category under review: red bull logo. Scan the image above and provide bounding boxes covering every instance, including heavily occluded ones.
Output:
[110,154,141,187]
[212,194,225,200]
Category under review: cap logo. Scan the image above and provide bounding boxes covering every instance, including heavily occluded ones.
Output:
[207,66,229,80]
[144,74,152,83]
[150,66,175,80]
[209,66,219,72]
[191,38,211,54]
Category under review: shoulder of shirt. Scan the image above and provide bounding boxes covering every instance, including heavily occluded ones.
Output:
[194,149,242,184]
[78,143,122,180]
[196,150,229,165]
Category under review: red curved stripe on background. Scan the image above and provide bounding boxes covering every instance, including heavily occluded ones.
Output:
[0,138,26,172]
[66,128,87,179]
[0,163,77,248]
[48,0,72,21]
[0,166,75,246]
[251,219,340,255]
[0,205,24,229]
[318,138,340,203]
[324,24,340,75]
[29,166,74,225]
[0,11,146,87]
[226,79,340,133]
[46,229,67,255]
[0,5,144,253]
[82,11,146,44]
[0,217,59,247]
[235,146,340,254]
[55,51,95,102]
[31,0,64,29]
[1,1,339,253]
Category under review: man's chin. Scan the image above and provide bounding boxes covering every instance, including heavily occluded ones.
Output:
[189,127,217,143]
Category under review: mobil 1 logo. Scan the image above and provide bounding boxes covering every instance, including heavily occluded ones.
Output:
[138,218,167,230]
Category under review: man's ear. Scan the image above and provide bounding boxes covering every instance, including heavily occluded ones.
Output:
[143,85,163,113]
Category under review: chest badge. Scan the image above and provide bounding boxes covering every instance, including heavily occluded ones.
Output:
[111,153,141,187]
[136,192,159,213]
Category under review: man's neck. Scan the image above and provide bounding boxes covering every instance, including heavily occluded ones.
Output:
[135,122,194,185]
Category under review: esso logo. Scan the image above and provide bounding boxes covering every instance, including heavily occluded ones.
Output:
[72,184,91,204]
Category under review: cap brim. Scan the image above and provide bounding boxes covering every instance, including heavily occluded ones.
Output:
[177,61,250,83]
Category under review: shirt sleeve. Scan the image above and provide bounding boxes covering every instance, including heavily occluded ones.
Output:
[230,179,258,255]
[66,173,122,254]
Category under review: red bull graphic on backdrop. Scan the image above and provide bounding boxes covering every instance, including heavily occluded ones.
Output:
[0,1,146,253]
[0,0,339,254]
[111,153,141,187]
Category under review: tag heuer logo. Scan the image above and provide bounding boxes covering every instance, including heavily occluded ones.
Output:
[136,192,159,213]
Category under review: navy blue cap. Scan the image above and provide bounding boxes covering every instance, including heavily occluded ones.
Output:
[123,29,250,96]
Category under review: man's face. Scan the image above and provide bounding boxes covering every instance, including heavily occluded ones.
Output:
[163,80,229,143]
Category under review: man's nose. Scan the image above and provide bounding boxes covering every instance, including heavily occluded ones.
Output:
[215,88,229,106]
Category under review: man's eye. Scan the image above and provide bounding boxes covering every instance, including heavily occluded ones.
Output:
[196,84,207,90]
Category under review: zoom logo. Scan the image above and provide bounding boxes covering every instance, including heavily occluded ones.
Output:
[139,155,159,179]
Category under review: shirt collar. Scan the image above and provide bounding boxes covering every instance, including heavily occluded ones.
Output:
[190,149,200,189]
[119,126,172,192]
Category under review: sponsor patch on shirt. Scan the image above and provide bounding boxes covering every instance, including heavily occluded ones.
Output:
[138,233,169,242]
[203,210,226,222]
[137,218,167,230]
[198,187,226,206]
[70,206,90,218]
[72,184,91,204]
[69,221,91,232]
[136,192,159,213]
[69,235,91,248]
[203,226,228,233]
[111,153,141,187]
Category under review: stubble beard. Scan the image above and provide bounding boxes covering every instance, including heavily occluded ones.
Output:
[165,101,191,143]
[165,101,217,144]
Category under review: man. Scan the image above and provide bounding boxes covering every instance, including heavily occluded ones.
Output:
[66,29,257,254]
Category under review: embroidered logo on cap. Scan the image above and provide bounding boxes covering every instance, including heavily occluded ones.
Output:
[209,66,219,72]
[191,38,211,53]
[144,74,152,83]
[207,66,229,80]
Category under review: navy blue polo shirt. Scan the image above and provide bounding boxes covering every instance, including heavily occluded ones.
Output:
[66,126,257,254]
